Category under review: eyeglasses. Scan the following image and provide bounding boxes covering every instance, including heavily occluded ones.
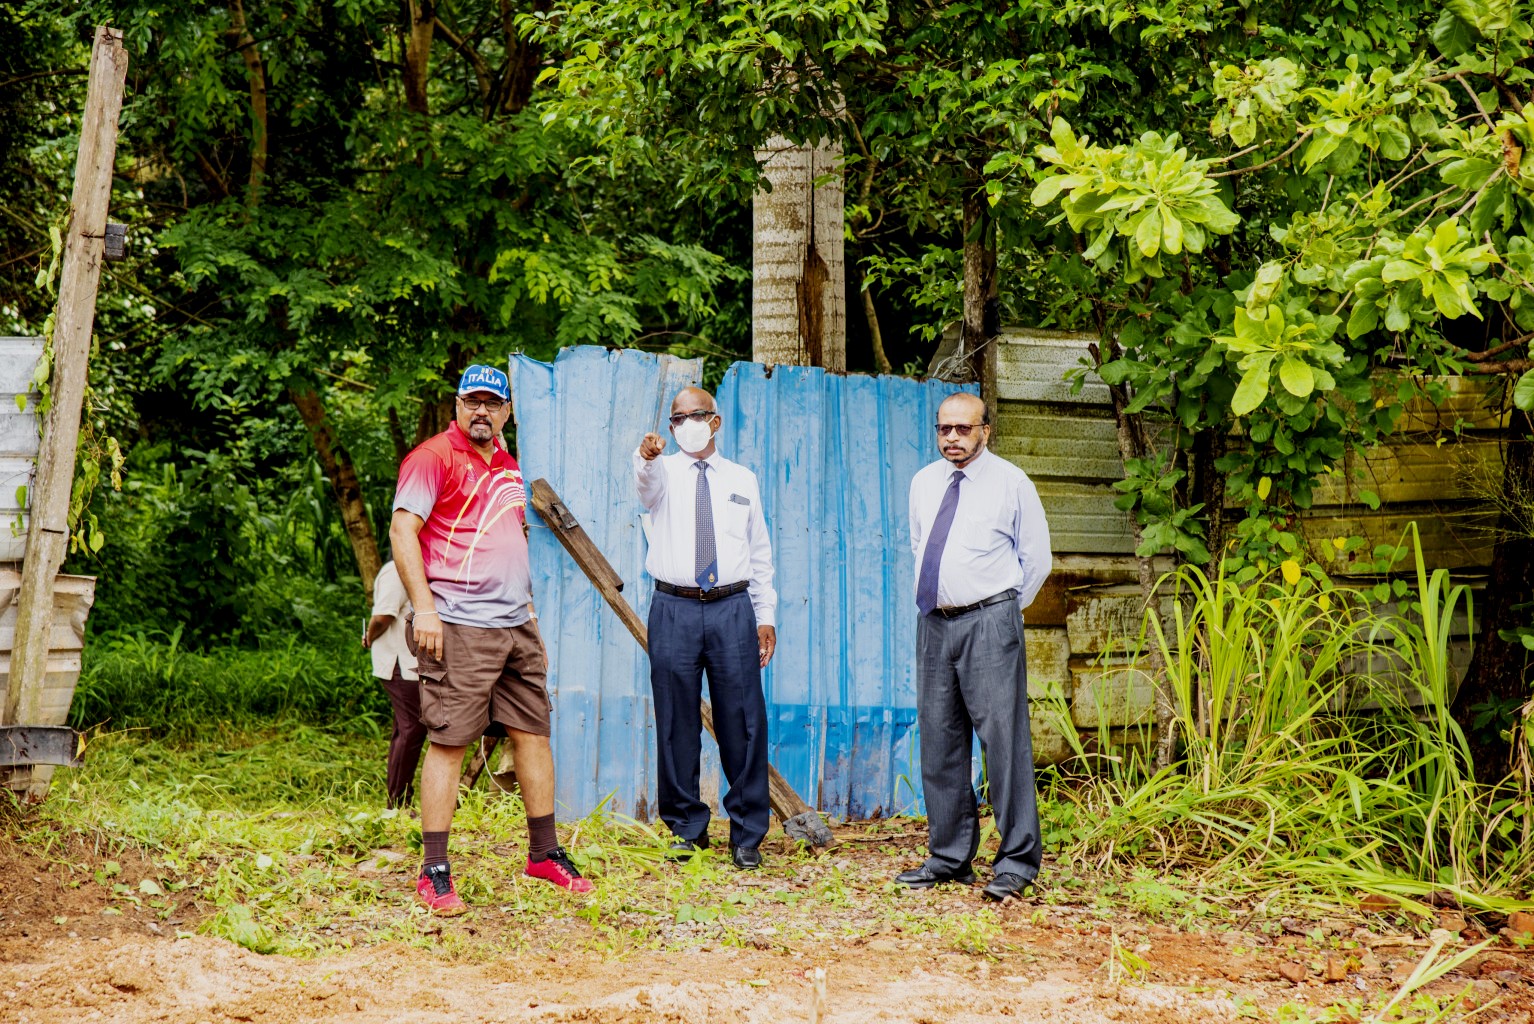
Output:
[459,397,505,413]
[936,422,982,437]
[669,410,716,427]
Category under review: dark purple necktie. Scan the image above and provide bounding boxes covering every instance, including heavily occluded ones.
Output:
[916,470,964,616]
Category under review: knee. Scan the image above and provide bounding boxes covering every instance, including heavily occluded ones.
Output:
[508,730,552,755]
[426,743,468,762]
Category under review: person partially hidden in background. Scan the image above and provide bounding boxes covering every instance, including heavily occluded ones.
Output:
[900,392,1052,902]
[363,558,426,810]
[635,387,778,870]
[391,364,593,915]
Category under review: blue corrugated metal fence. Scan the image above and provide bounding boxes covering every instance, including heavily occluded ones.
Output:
[508,346,973,822]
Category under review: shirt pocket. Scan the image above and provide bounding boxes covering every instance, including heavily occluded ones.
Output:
[717,494,751,543]
[958,506,1009,555]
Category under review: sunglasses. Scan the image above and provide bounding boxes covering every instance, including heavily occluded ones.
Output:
[460,397,506,413]
[669,410,716,427]
[935,422,983,437]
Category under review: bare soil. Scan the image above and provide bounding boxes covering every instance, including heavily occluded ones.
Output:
[4,832,1534,1024]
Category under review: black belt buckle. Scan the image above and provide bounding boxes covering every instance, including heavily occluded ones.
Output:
[657,580,749,602]
[935,589,1017,619]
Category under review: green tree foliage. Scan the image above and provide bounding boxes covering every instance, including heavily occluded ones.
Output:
[4,1,753,639]
[1020,4,1534,572]
[6,0,1534,723]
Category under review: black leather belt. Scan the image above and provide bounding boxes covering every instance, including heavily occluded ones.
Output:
[934,589,1017,619]
[655,580,750,602]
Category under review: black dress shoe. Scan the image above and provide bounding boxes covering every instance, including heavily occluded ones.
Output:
[982,872,1030,901]
[894,863,975,889]
[730,845,763,870]
[667,835,709,860]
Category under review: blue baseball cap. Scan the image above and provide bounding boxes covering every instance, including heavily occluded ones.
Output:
[458,364,510,401]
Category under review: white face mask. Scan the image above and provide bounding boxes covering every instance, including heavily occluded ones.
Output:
[672,416,715,454]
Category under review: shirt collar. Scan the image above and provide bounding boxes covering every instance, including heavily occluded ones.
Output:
[449,421,505,454]
[689,449,725,469]
[948,448,990,480]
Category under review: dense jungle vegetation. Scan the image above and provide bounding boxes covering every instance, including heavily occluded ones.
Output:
[3,0,1534,908]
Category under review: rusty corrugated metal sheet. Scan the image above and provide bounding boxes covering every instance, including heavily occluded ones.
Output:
[992,329,1137,555]
[508,347,973,821]
[0,337,42,563]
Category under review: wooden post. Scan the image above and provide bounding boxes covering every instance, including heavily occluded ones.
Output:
[3,27,129,730]
[528,479,834,844]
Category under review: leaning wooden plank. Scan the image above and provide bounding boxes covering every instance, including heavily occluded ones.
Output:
[528,477,834,847]
[6,25,127,785]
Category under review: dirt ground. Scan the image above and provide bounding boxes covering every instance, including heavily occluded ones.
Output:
[4,830,1534,1024]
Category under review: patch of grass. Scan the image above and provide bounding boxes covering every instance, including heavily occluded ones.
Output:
[1049,529,1534,913]
[23,725,947,960]
[70,629,384,737]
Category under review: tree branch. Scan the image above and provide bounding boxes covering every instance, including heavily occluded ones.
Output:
[0,68,88,90]
[1490,75,1525,115]
[1463,358,1534,375]
[1452,165,1504,219]
[434,15,491,101]
[226,0,268,206]
[1393,184,1457,228]
[403,0,435,115]
[1455,73,1496,129]
[1207,130,1313,179]
[1462,332,1533,362]
[1206,138,1266,166]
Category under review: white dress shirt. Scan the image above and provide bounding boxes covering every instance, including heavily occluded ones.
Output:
[634,447,777,627]
[369,561,419,680]
[908,448,1051,611]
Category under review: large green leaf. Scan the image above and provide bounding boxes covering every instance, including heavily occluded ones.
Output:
[1447,0,1514,33]
[1231,355,1274,416]
[1247,262,1284,312]
[1430,9,1478,57]
[1347,300,1381,339]
[1135,207,1164,258]
[1441,158,1498,190]
[1278,356,1316,397]
[1162,210,1185,255]
[1514,370,1534,412]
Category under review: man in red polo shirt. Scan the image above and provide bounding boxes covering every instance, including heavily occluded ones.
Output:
[390,364,592,914]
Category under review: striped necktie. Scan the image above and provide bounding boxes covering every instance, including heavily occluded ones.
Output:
[694,460,718,590]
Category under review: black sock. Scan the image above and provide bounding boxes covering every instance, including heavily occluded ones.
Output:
[527,813,557,861]
[422,830,449,873]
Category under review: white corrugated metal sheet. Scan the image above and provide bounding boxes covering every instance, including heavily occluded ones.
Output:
[0,338,42,563]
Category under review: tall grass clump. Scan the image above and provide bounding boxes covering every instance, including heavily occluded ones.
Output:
[1052,526,1534,910]
[70,627,385,737]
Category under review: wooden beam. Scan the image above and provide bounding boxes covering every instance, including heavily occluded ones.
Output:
[528,478,830,840]
[4,27,128,733]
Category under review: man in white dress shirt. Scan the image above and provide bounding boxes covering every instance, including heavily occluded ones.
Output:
[635,386,778,869]
[899,392,1051,901]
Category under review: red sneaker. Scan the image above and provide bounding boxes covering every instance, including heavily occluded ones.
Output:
[525,847,593,893]
[416,863,468,916]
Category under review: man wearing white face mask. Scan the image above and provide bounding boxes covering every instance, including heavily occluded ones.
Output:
[635,387,777,869]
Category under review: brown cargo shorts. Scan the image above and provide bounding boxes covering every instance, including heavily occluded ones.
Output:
[407,617,552,746]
